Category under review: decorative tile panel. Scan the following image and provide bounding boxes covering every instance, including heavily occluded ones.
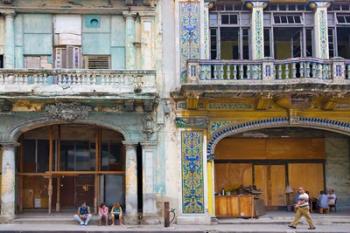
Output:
[179,1,201,83]
[181,131,204,214]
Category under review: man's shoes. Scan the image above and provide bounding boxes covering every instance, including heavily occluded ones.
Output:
[80,222,84,226]
[84,222,88,226]
[308,227,316,230]
[288,225,296,229]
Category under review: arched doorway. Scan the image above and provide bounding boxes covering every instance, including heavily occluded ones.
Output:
[16,124,125,213]
[212,127,350,217]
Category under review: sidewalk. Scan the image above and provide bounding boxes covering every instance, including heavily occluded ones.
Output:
[0,223,350,233]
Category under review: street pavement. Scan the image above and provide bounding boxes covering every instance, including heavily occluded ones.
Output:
[0,223,350,233]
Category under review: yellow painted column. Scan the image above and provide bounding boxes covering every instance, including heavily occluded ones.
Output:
[207,160,214,216]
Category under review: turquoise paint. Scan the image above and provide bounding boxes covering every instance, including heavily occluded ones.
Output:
[23,34,52,55]
[15,47,23,68]
[111,47,125,69]
[125,15,136,69]
[82,33,111,55]
[111,16,125,47]
[4,13,15,68]
[84,15,101,28]
[83,15,110,33]
[23,14,52,33]
[14,15,23,47]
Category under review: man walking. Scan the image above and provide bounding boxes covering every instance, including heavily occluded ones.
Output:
[288,187,316,230]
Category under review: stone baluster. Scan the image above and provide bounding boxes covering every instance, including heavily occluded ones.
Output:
[347,65,350,79]
[284,64,289,79]
[306,62,311,78]
[239,65,244,79]
[300,62,304,78]
[218,64,224,80]
[311,63,317,78]
[292,63,297,79]
[317,63,322,79]
[247,65,251,79]
[277,64,282,80]
[233,65,237,80]
[213,65,218,79]
[226,64,231,80]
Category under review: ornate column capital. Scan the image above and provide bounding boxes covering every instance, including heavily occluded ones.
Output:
[122,11,138,18]
[243,0,269,9]
[309,0,333,9]
[122,141,138,147]
[0,9,15,16]
[0,141,20,149]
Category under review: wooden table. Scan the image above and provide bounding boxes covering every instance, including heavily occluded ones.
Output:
[215,195,265,218]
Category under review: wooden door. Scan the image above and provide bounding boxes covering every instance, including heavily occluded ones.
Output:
[61,176,75,208]
[75,175,95,208]
[270,165,286,206]
[254,165,286,207]
[288,163,324,198]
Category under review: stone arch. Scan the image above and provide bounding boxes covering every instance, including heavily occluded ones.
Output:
[8,117,132,143]
[207,117,350,159]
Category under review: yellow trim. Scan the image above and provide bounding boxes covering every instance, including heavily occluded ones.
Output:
[207,160,214,216]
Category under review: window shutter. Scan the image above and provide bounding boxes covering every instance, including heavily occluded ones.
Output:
[55,47,67,68]
[83,56,110,69]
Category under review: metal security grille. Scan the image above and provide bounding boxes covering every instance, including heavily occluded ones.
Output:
[84,56,110,69]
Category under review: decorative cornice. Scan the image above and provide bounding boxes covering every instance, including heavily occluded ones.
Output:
[44,102,92,122]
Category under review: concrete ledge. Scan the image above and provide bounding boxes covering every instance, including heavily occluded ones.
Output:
[176,214,211,225]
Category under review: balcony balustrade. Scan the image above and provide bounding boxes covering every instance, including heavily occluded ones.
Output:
[0,69,157,97]
[186,58,350,86]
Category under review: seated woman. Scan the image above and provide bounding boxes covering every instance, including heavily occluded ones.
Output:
[111,202,123,225]
[98,203,109,225]
[318,191,329,214]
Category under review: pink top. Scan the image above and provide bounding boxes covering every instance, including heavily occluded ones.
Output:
[99,206,109,216]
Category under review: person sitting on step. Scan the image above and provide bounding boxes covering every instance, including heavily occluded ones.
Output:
[98,203,109,225]
[73,201,92,226]
[111,202,123,225]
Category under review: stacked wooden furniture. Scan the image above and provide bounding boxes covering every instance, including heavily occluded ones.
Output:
[215,195,265,218]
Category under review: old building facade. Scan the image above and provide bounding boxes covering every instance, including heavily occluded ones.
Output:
[0,0,350,226]
[172,0,350,224]
[0,0,169,224]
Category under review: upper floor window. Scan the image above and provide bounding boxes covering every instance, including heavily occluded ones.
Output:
[221,14,238,25]
[274,15,302,24]
[336,14,350,24]
[54,46,82,69]
[24,56,52,69]
[329,3,350,12]
[266,4,311,12]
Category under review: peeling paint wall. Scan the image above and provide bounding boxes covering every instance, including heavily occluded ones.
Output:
[325,137,350,209]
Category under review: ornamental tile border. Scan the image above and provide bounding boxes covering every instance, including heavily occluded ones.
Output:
[179,1,201,83]
[207,117,350,160]
[181,131,205,214]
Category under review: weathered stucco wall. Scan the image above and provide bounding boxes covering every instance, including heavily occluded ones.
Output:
[325,137,350,209]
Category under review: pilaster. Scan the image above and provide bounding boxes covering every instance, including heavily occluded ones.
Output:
[141,141,160,224]
[123,12,137,70]
[1,10,15,68]
[123,141,138,224]
[311,1,331,59]
[246,1,267,60]
[139,12,155,70]
[0,142,19,221]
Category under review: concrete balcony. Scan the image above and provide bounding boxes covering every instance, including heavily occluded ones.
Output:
[0,69,157,99]
[183,58,350,95]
